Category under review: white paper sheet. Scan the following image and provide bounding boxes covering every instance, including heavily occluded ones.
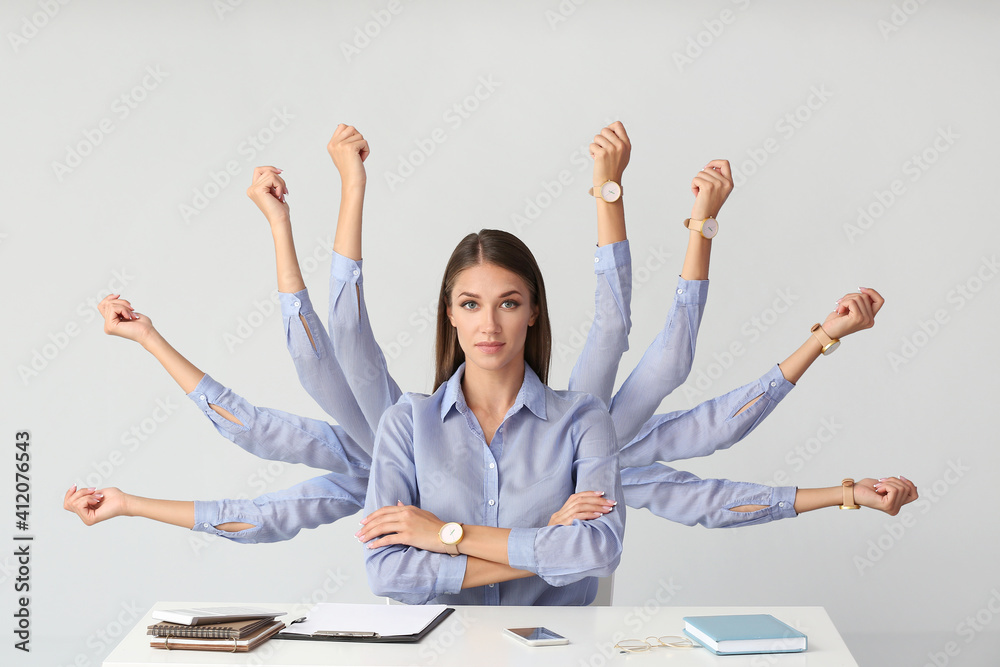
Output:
[281,603,449,638]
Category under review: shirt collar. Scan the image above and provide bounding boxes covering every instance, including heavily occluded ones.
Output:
[439,362,548,422]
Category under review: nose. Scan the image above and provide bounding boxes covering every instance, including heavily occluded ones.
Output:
[481,308,500,334]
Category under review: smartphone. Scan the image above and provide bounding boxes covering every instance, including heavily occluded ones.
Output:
[503,626,569,646]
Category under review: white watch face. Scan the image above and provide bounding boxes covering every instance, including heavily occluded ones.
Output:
[441,523,463,544]
[600,181,621,202]
[823,339,841,355]
[701,218,718,239]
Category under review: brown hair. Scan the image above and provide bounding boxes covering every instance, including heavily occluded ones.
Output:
[434,229,551,389]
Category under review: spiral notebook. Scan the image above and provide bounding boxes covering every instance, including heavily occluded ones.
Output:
[147,616,276,640]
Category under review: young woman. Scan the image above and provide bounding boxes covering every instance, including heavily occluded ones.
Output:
[358,229,624,605]
[64,124,916,545]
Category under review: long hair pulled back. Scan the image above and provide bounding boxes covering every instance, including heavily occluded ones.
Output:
[434,229,551,389]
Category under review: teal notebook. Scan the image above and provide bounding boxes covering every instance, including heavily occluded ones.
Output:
[682,614,807,655]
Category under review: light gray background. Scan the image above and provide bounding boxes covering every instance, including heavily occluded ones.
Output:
[2,1,997,665]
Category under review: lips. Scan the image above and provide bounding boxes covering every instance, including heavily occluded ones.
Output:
[475,342,505,354]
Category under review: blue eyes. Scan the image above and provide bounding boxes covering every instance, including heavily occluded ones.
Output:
[459,300,519,310]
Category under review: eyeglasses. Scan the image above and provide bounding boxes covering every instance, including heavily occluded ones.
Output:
[615,635,697,653]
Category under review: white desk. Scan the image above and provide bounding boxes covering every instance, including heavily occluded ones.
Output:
[104,602,858,666]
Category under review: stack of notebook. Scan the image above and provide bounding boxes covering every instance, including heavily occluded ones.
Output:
[147,610,285,652]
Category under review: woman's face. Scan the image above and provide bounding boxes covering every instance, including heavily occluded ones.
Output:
[447,262,538,376]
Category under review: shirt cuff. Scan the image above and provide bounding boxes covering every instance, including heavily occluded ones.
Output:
[761,363,796,398]
[186,374,251,433]
[674,276,709,305]
[506,527,539,572]
[593,239,630,273]
[192,500,262,539]
[436,553,468,595]
[331,251,364,285]
[771,486,799,519]
[279,288,313,319]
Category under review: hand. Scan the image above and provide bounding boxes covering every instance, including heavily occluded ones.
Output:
[548,491,616,526]
[98,295,154,344]
[821,288,885,340]
[357,502,446,553]
[246,166,290,223]
[63,485,129,526]
[590,121,631,187]
[327,124,369,186]
[690,159,733,221]
[854,476,918,516]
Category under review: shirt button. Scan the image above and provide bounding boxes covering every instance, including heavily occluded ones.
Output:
[489,583,495,588]
[293,300,300,307]
[677,288,683,294]
[199,395,206,401]
[778,502,786,508]
[594,257,600,263]
[353,269,360,276]
[770,381,777,387]
[489,463,495,469]
[202,523,211,528]
[488,499,496,506]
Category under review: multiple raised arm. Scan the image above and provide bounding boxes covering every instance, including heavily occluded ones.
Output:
[65,122,917,563]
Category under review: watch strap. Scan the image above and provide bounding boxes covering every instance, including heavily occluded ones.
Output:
[811,323,840,355]
[839,478,860,509]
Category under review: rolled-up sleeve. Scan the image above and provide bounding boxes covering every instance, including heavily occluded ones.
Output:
[192,472,367,544]
[621,464,798,528]
[619,364,795,468]
[186,373,371,476]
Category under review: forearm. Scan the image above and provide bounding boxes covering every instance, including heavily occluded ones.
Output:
[269,217,306,294]
[778,335,824,385]
[140,331,206,395]
[595,199,626,246]
[125,495,201,530]
[333,181,365,260]
[792,486,843,513]
[461,557,534,589]
[679,230,712,280]
[456,525,513,566]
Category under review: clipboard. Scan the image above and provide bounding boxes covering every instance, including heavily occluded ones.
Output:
[276,605,454,643]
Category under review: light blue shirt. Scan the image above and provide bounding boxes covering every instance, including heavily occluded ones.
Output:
[190,242,799,545]
[363,363,625,605]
